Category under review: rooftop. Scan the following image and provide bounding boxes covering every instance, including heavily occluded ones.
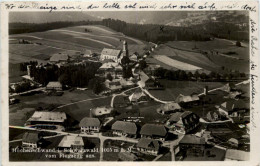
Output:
[137,138,160,151]
[50,53,69,62]
[22,132,40,143]
[46,81,62,88]
[112,121,137,135]
[27,111,67,123]
[79,117,100,127]
[58,135,84,148]
[180,134,205,145]
[140,124,167,137]
[101,48,121,57]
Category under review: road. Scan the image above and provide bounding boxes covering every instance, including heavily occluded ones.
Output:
[9,87,45,97]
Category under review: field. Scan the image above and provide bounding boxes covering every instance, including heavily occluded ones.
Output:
[9,89,112,126]
[148,80,225,101]
[149,38,249,74]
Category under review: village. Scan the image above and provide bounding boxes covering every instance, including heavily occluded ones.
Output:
[9,36,250,162]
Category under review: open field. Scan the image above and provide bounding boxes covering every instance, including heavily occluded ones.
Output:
[153,55,202,71]
[148,80,226,101]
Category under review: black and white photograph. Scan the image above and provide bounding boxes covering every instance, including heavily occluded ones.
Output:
[1,1,259,164]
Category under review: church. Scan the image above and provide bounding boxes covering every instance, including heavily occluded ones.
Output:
[100,40,129,63]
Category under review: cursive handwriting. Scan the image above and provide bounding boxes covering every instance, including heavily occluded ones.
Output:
[242,4,256,12]
[251,74,258,104]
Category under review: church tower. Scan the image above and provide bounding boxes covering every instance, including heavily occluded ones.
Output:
[122,40,128,57]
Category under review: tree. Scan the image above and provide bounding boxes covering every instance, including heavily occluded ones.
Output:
[236,41,242,47]
[139,60,147,70]
[58,73,70,86]
[106,73,113,81]
[93,81,104,94]
[154,67,166,78]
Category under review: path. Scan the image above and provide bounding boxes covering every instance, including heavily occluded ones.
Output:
[9,87,45,97]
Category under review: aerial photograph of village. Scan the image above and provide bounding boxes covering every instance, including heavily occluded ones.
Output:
[9,11,250,161]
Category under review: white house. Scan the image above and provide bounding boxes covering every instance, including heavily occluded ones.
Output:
[79,117,101,133]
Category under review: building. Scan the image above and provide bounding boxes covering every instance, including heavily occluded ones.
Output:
[58,135,84,150]
[83,50,93,57]
[140,124,168,141]
[50,53,69,64]
[100,48,122,63]
[165,111,200,134]
[227,138,239,148]
[112,121,138,138]
[225,149,250,161]
[22,132,43,148]
[46,81,62,91]
[79,117,101,133]
[206,110,227,122]
[26,111,67,127]
[105,80,122,92]
[96,62,123,79]
[156,102,181,115]
[175,94,199,107]
[137,138,161,155]
[179,135,206,157]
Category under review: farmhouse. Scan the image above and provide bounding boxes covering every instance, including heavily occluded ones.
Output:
[58,135,84,150]
[165,111,200,134]
[46,81,62,91]
[137,138,161,155]
[79,117,101,133]
[156,102,181,114]
[224,149,249,161]
[50,53,69,64]
[22,132,43,148]
[26,111,67,127]
[100,48,122,63]
[112,121,138,138]
[179,135,206,157]
[96,62,123,79]
[140,124,168,141]
[175,94,199,107]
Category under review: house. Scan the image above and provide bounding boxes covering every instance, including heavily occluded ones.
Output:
[91,106,113,116]
[225,149,250,161]
[112,121,138,138]
[79,117,101,133]
[58,135,84,150]
[206,110,228,122]
[46,81,62,91]
[100,48,122,63]
[83,50,93,57]
[113,95,130,108]
[105,80,122,92]
[26,111,67,127]
[156,102,181,115]
[50,53,69,64]
[179,135,206,157]
[118,152,138,161]
[175,94,199,107]
[165,111,200,134]
[137,138,161,155]
[219,100,249,122]
[140,124,168,141]
[96,62,123,79]
[128,89,147,103]
[119,78,135,88]
[22,132,43,148]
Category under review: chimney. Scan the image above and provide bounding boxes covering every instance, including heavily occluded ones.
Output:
[204,86,208,95]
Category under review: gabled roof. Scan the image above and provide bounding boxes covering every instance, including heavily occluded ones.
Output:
[50,53,69,62]
[79,117,100,127]
[169,111,193,122]
[180,135,205,145]
[225,149,250,161]
[101,48,121,57]
[58,135,84,148]
[140,124,167,137]
[22,132,40,143]
[129,91,145,102]
[137,138,160,151]
[157,102,181,112]
[112,121,137,134]
[27,111,67,123]
[46,81,62,88]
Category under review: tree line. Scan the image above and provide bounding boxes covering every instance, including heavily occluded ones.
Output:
[153,67,247,81]
[27,62,101,87]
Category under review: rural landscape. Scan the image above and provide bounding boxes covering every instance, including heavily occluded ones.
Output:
[9,11,250,161]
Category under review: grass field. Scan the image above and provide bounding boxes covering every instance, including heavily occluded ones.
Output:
[149,80,225,101]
